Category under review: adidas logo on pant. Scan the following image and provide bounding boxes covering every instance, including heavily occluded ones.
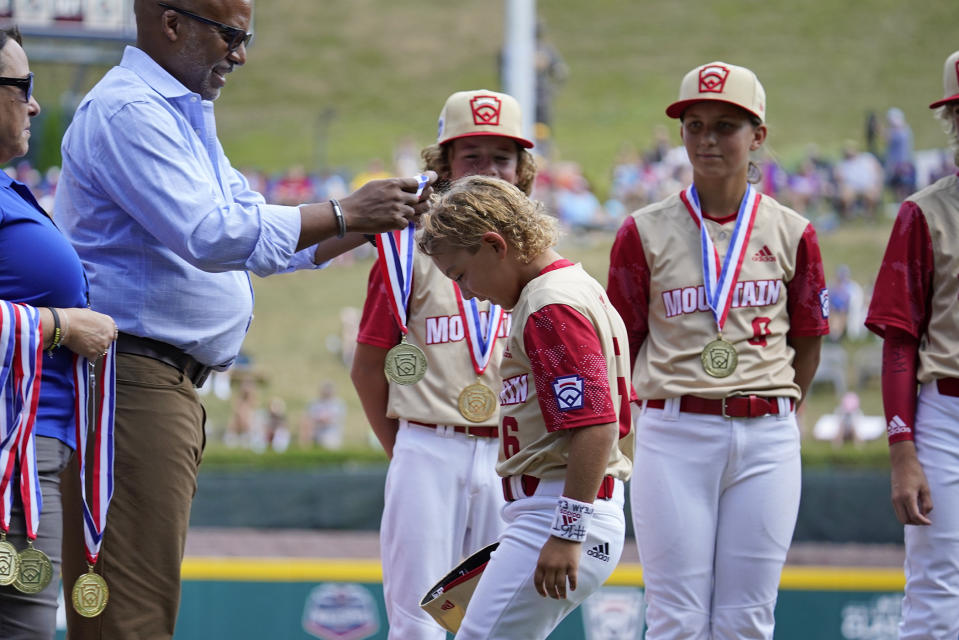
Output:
[587,542,610,562]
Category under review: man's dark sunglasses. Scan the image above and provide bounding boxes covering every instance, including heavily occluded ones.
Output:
[157,2,253,52]
[0,72,33,102]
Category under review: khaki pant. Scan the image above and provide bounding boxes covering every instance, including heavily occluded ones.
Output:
[61,354,205,640]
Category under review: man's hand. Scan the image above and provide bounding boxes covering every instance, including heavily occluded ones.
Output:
[339,171,437,233]
[533,536,581,599]
[890,440,933,525]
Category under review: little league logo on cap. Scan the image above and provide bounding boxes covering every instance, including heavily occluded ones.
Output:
[930,50,959,109]
[698,64,730,93]
[436,89,534,148]
[666,61,766,123]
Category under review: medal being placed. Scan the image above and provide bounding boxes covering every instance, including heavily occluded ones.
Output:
[73,568,109,617]
[385,338,428,385]
[0,536,19,586]
[14,544,53,594]
[458,382,498,423]
[701,337,738,378]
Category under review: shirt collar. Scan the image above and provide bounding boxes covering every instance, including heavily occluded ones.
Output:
[119,45,199,102]
[0,171,13,189]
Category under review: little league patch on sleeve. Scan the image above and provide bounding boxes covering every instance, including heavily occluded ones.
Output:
[552,375,585,411]
[819,288,830,319]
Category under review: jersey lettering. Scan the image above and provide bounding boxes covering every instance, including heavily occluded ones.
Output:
[500,374,529,406]
[424,312,511,345]
[662,279,782,318]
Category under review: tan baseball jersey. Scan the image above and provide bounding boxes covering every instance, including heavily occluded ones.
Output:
[357,245,511,427]
[608,191,829,400]
[496,260,633,482]
[866,173,959,383]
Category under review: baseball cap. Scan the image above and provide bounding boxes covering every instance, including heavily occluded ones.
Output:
[929,50,959,109]
[666,61,766,123]
[436,89,534,148]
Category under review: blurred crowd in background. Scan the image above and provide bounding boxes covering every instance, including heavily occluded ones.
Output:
[7,105,953,453]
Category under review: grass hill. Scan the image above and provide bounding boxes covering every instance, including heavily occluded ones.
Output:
[24,1,954,462]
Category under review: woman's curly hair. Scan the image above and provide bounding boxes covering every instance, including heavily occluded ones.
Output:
[418,176,557,264]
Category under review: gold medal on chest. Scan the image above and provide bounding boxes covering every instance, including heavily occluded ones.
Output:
[384,337,428,385]
[701,336,738,378]
[458,382,498,423]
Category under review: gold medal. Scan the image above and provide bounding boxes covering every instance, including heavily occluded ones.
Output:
[14,543,53,594]
[701,336,738,378]
[73,566,109,617]
[0,535,19,586]
[458,382,498,423]
[384,337,428,385]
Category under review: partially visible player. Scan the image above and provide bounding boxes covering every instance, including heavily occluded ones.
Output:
[607,61,828,639]
[865,49,959,640]
[350,90,536,639]
[418,175,633,640]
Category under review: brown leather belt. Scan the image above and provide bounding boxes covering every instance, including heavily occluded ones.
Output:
[646,395,793,418]
[116,332,213,388]
[407,420,498,438]
[937,378,959,397]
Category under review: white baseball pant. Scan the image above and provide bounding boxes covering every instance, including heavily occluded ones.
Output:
[899,381,959,640]
[381,420,505,640]
[456,479,626,640]
[632,398,801,640]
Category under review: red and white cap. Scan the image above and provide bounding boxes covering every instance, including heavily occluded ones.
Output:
[929,50,959,109]
[666,61,766,123]
[436,89,534,148]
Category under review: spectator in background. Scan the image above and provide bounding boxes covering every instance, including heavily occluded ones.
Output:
[865,109,880,157]
[300,381,346,449]
[884,107,916,201]
[834,140,884,219]
[533,18,568,140]
[272,164,315,205]
[553,163,608,231]
[350,158,391,191]
[827,264,865,342]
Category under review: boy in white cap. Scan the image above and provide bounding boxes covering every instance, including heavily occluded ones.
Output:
[866,49,959,640]
[350,90,535,639]
[607,61,828,639]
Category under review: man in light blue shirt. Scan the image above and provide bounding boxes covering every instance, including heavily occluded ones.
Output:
[54,1,432,637]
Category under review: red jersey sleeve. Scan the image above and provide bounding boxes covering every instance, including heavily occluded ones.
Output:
[523,303,617,432]
[607,218,650,370]
[786,223,830,337]
[356,258,402,348]
[865,201,934,339]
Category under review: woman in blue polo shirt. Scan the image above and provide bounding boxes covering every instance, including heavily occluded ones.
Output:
[0,26,117,637]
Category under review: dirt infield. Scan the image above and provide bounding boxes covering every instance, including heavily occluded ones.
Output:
[184,527,905,567]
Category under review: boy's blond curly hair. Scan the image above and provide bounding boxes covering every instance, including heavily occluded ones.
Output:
[418,176,558,265]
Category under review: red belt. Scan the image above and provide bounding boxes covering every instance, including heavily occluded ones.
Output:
[502,474,615,503]
[646,395,793,418]
[937,378,959,397]
[407,420,498,438]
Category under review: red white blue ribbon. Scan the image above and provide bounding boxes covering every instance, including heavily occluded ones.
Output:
[72,345,116,565]
[0,302,43,539]
[680,183,761,332]
[453,286,504,376]
[376,174,430,333]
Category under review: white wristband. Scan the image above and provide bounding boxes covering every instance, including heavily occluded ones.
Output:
[549,496,595,542]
